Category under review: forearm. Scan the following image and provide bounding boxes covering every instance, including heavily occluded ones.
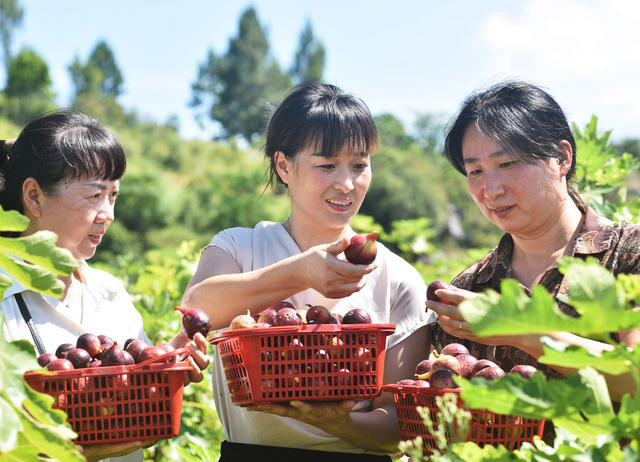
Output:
[182,255,308,329]
[338,404,401,453]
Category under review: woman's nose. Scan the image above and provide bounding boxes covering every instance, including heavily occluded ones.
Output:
[483,172,506,200]
[333,168,355,192]
[96,200,115,223]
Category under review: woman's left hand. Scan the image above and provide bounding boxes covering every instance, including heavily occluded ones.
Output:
[247,400,357,432]
[169,331,210,385]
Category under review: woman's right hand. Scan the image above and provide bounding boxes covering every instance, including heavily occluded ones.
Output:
[298,237,377,299]
[80,440,155,461]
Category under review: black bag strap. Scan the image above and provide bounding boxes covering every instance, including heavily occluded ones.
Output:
[15,293,47,356]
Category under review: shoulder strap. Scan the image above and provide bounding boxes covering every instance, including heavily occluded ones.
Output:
[14,293,47,356]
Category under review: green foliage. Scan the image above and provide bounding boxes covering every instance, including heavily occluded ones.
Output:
[290,20,325,84]
[190,7,292,142]
[0,208,82,459]
[572,115,640,222]
[0,0,23,80]
[0,47,55,124]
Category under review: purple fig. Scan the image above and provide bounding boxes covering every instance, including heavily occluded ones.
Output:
[271,301,295,311]
[55,343,74,359]
[257,308,277,325]
[101,343,127,366]
[273,307,303,326]
[66,348,91,369]
[124,338,137,349]
[397,379,417,385]
[414,379,430,387]
[97,334,114,348]
[125,340,149,363]
[427,280,452,302]
[342,308,372,325]
[305,304,332,324]
[344,231,378,265]
[175,306,212,338]
[37,353,57,367]
[47,358,74,371]
[430,354,461,375]
[441,343,469,357]
[472,359,498,375]
[474,365,505,380]
[429,368,460,389]
[414,359,433,376]
[76,333,103,358]
[456,353,478,378]
[510,364,537,379]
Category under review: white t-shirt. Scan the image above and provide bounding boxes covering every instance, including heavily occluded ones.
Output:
[209,221,435,454]
[1,261,150,462]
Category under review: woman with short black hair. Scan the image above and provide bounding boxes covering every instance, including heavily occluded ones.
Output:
[427,80,640,404]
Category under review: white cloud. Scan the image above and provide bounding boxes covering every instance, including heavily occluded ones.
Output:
[477,0,640,139]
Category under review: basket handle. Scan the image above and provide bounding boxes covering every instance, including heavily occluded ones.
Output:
[128,346,190,371]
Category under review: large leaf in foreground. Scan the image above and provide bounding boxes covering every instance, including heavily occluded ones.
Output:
[459,260,639,338]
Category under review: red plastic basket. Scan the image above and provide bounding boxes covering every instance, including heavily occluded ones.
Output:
[383,384,544,454]
[210,323,395,405]
[23,349,191,445]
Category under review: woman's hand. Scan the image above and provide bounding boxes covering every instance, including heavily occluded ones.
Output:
[299,237,377,299]
[247,400,357,433]
[426,286,534,348]
[169,331,210,385]
[80,440,155,461]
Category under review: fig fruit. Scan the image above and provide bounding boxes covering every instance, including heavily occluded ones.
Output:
[47,358,74,371]
[414,379,430,387]
[253,322,271,328]
[510,364,537,379]
[427,280,451,302]
[430,354,461,375]
[456,353,478,378]
[273,307,303,326]
[342,308,372,325]
[125,340,149,363]
[344,231,378,265]
[37,353,57,367]
[101,344,127,367]
[305,304,332,324]
[474,365,505,380]
[76,333,103,358]
[66,348,91,369]
[98,334,114,348]
[429,368,459,389]
[230,310,256,329]
[175,306,212,338]
[55,343,74,359]
[441,343,469,357]
[414,359,433,376]
[271,301,295,311]
[397,379,417,386]
[257,308,277,325]
[124,338,137,350]
[472,359,498,375]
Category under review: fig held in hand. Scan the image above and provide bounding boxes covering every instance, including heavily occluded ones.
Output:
[344,231,378,265]
[427,280,452,302]
[175,306,212,338]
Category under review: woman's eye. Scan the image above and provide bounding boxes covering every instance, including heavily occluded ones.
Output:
[354,163,368,170]
[500,160,518,169]
[319,164,334,170]
[467,169,482,176]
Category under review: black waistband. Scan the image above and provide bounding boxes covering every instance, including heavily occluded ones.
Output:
[219,441,393,462]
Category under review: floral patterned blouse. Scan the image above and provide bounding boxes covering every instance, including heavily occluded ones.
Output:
[432,193,640,378]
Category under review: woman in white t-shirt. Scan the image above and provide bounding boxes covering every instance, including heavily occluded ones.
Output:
[0,112,210,462]
[182,83,435,461]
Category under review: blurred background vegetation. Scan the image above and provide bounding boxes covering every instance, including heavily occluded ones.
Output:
[2,2,640,460]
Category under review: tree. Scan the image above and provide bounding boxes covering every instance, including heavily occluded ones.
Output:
[67,40,126,124]
[0,0,23,84]
[68,39,123,99]
[0,47,55,124]
[290,20,325,84]
[190,7,291,142]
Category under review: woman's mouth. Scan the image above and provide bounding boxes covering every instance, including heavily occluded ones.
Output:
[490,205,515,218]
[88,233,103,245]
[327,198,352,212]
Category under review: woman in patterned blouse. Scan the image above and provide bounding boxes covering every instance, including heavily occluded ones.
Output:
[426,80,640,402]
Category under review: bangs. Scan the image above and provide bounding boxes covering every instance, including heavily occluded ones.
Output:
[55,123,126,181]
[290,98,378,157]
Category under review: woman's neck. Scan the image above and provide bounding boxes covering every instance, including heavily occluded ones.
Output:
[510,196,583,287]
[284,215,352,251]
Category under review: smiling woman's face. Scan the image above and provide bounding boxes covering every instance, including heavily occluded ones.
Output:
[34,177,120,260]
[462,124,569,239]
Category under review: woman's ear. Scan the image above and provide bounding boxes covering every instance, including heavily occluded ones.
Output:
[274,151,292,185]
[557,140,573,177]
[22,177,44,218]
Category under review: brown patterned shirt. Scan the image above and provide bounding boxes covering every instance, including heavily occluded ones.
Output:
[432,196,640,378]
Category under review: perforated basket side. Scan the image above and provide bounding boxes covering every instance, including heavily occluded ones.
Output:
[24,362,189,444]
[216,335,255,405]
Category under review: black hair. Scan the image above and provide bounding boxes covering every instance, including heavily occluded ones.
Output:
[444,80,576,181]
[0,112,126,214]
[265,83,379,187]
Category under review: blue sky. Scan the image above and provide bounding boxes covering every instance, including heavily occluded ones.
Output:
[9,0,640,141]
